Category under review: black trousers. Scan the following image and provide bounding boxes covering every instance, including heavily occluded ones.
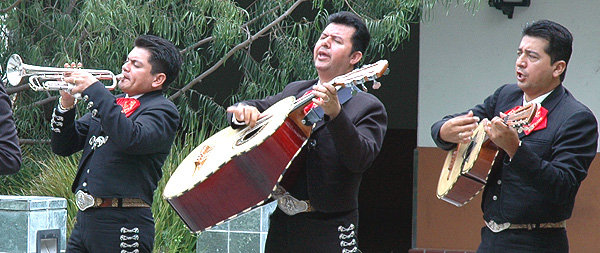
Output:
[477,226,568,253]
[265,208,359,253]
[66,207,154,253]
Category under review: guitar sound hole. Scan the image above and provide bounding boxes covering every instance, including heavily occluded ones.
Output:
[463,141,476,160]
[236,125,265,146]
[461,139,477,169]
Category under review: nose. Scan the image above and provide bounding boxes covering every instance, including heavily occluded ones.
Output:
[122,61,130,72]
[516,54,526,68]
[319,37,331,48]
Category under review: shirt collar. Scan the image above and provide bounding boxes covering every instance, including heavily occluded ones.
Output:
[125,93,144,99]
[523,90,553,106]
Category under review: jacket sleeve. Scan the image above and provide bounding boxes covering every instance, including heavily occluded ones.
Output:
[51,105,91,156]
[431,84,505,150]
[0,83,21,175]
[327,93,388,173]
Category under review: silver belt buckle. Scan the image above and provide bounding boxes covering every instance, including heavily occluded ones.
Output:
[486,220,511,233]
[277,194,309,216]
[75,190,95,211]
[272,186,309,216]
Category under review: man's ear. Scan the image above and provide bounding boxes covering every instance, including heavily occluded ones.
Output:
[151,73,167,89]
[349,51,363,66]
[552,60,566,78]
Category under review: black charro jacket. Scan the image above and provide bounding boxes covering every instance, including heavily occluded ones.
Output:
[51,82,179,205]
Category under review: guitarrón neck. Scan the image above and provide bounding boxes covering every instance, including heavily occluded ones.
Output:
[291,81,342,112]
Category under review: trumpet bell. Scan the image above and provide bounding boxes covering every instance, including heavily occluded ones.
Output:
[6,54,26,86]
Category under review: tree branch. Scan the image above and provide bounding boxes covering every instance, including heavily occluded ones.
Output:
[179,0,291,55]
[6,86,59,108]
[6,84,30,95]
[23,95,59,109]
[170,0,308,101]
[19,139,51,145]
[1,0,21,14]
[180,37,214,55]
[65,0,78,15]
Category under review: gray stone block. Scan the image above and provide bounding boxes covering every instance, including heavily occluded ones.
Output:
[197,202,276,253]
[0,195,67,253]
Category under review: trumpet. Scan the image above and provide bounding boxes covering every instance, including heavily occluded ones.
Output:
[5,54,122,93]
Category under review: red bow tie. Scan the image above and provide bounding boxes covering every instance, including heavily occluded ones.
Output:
[116,97,140,117]
[505,104,548,135]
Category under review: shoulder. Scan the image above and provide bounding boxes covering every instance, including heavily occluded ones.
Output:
[547,85,591,113]
[558,89,595,118]
[562,87,590,107]
[345,91,387,119]
[287,79,317,87]
[352,91,385,107]
[137,92,179,120]
[282,79,317,95]
[140,91,176,107]
[543,86,597,130]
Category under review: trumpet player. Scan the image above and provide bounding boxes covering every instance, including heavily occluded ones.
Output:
[50,35,181,253]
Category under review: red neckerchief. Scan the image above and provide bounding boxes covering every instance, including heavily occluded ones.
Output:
[300,90,323,115]
[505,104,548,135]
[116,97,140,117]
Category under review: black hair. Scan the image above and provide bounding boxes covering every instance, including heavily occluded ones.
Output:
[134,35,183,90]
[327,11,371,56]
[522,20,572,81]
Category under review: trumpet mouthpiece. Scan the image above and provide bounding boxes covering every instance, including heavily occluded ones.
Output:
[116,74,124,81]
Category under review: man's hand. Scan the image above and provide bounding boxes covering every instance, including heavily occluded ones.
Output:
[226,104,265,128]
[58,90,76,109]
[484,112,520,158]
[311,82,341,119]
[62,70,98,95]
[440,110,480,144]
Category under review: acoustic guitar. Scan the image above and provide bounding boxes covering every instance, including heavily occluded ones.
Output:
[163,60,389,233]
[436,103,538,207]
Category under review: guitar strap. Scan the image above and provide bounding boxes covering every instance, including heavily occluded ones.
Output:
[302,86,360,125]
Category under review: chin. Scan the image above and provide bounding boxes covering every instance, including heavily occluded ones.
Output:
[517,82,531,93]
[118,85,130,93]
[314,63,329,72]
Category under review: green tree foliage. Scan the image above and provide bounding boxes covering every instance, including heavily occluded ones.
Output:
[0,0,479,251]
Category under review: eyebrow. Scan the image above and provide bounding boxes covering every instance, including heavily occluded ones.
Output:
[321,32,344,41]
[518,48,540,57]
[128,57,144,64]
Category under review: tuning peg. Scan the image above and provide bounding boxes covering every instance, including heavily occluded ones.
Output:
[360,83,367,92]
[372,81,381,90]
[350,85,359,96]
